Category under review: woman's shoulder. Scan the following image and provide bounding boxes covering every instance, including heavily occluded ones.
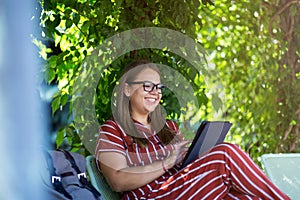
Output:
[101,119,118,127]
[99,119,119,134]
[99,119,135,147]
[100,119,117,131]
[99,119,128,138]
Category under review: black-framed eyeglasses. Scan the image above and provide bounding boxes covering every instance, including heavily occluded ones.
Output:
[127,81,165,94]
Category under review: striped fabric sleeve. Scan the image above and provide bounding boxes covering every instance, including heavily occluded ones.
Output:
[166,120,183,138]
[95,120,126,156]
[166,120,178,131]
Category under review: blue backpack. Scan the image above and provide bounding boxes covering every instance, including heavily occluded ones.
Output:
[42,149,102,200]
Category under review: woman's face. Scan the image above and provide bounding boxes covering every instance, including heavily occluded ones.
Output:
[125,68,162,118]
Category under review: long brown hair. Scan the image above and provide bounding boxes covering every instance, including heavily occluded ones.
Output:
[112,60,178,146]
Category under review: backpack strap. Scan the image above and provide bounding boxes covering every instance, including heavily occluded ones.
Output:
[61,150,102,199]
[43,150,73,200]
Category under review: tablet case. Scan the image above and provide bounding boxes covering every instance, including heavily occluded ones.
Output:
[180,121,232,169]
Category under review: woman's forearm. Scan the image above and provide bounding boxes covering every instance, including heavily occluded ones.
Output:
[103,159,168,192]
[99,141,187,192]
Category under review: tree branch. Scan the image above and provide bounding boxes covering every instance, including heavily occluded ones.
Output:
[286,12,295,43]
[268,0,298,37]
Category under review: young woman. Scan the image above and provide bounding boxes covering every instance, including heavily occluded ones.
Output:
[95,60,290,199]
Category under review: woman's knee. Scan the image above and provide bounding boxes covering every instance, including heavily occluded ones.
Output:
[213,142,240,152]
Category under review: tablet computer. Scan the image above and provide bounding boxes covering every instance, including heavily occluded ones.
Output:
[180,121,232,169]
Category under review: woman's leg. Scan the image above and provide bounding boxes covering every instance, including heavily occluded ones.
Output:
[126,142,290,199]
[144,143,290,200]
[200,143,290,200]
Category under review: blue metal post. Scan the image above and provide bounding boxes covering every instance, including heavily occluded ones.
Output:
[0,0,47,199]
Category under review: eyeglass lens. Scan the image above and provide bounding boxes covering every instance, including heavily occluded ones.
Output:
[143,82,164,93]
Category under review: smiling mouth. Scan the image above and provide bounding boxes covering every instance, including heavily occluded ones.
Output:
[145,97,158,103]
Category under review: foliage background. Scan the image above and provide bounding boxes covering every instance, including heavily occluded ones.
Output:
[36,0,300,164]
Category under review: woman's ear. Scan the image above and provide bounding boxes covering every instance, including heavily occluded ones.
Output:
[124,83,131,97]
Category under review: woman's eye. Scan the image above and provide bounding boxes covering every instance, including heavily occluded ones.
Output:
[144,83,153,88]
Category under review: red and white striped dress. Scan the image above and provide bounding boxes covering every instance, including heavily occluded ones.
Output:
[95,119,290,200]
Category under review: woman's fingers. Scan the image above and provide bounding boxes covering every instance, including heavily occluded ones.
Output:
[167,140,192,166]
[172,141,191,164]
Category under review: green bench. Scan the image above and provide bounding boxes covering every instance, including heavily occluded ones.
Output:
[261,153,300,200]
[86,155,120,200]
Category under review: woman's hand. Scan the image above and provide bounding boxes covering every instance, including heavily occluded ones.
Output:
[164,140,191,169]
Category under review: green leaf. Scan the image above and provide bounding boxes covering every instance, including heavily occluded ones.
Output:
[73,13,80,25]
[48,55,58,68]
[45,67,56,84]
[51,96,61,116]
[61,94,69,106]
[52,14,61,27]
[65,19,73,29]
[56,129,65,148]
